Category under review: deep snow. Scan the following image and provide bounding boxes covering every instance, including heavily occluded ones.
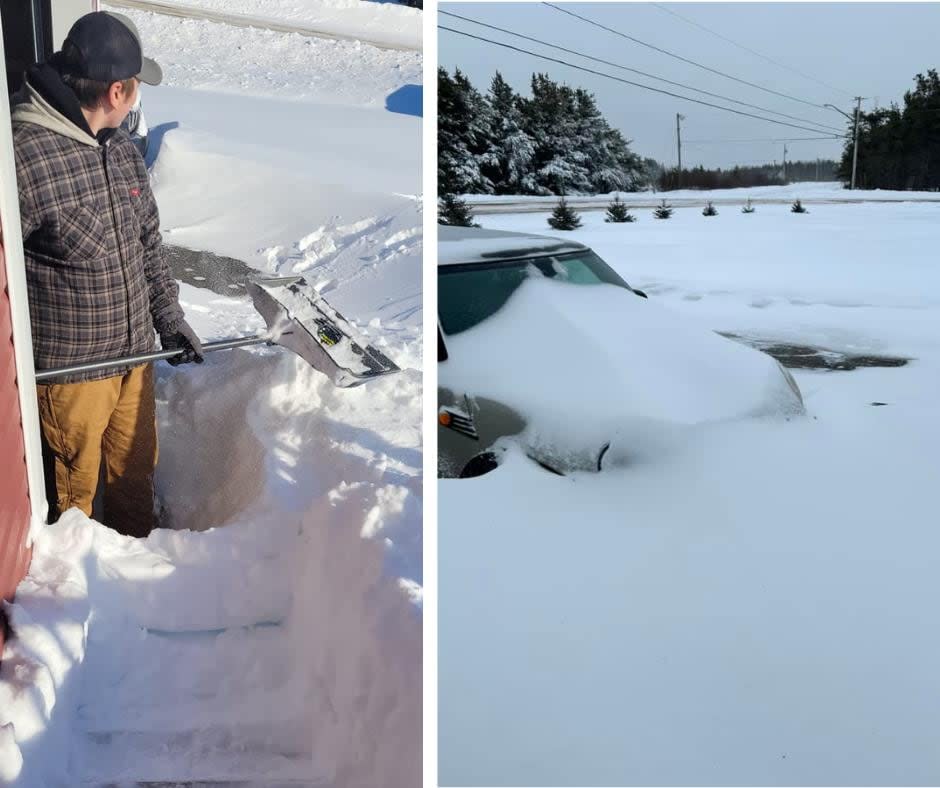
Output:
[439,190,940,785]
[2,4,421,785]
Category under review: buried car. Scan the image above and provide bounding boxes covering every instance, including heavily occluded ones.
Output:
[438,225,804,478]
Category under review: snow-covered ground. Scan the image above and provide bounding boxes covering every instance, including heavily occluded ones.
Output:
[2,5,421,786]
[439,191,940,785]
[136,0,422,50]
[465,180,940,210]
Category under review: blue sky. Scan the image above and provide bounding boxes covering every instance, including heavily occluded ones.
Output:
[439,2,940,169]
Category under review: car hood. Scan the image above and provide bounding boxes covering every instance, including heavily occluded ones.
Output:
[439,278,803,463]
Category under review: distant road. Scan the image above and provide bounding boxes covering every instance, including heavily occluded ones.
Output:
[471,195,940,215]
[104,0,420,52]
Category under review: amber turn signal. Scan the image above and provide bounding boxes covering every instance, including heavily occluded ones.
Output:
[438,411,452,427]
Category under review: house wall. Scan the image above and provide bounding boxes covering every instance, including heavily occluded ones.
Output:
[0,239,33,654]
[0,5,54,658]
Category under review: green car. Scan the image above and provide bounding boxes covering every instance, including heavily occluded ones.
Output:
[438,226,651,478]
[438,225,804,480]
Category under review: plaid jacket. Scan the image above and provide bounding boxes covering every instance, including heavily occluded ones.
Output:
[12,69,183,383]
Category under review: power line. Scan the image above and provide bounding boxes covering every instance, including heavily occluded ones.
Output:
[542,2,837,112]
[685,136,841,143]
[649,2,854,99]
[439,25,851,137]
[440,10,842,134]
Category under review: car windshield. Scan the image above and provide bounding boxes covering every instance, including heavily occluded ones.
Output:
[438,250,632,335]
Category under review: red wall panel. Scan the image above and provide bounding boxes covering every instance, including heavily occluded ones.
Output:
[0,238,33,656]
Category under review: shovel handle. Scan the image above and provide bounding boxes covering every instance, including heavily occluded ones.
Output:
[34,335,273,382]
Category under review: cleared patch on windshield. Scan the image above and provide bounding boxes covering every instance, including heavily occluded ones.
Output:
[438,250,631,335]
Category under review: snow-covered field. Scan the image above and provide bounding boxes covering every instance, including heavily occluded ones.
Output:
[465,180,940,206]
[1,5,421,786]
[439,190,940,785]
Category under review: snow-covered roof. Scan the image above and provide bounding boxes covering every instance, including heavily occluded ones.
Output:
[438,226,588,267]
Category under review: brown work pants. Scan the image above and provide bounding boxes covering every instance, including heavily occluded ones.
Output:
[36,364,157,538]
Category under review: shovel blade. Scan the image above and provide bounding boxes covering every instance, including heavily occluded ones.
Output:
[246,276,400,387]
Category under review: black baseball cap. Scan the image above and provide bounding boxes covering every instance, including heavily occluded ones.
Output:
[59,11,162,86]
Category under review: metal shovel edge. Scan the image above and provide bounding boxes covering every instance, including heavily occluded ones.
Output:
[34,276,399,387]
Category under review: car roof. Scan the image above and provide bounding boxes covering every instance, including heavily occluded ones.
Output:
[439,225,589,267]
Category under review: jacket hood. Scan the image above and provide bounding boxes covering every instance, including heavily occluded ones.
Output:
[11,62,99,147]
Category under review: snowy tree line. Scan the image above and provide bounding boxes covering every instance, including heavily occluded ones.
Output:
[657,159,838,190]
[839,70,940,190]
[439,68,650,196]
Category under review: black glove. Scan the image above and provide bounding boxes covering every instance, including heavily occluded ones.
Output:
[161,319,204,366]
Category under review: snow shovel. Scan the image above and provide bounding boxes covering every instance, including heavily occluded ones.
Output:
[34,275,400,386]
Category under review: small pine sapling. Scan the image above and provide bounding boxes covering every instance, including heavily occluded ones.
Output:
[702,201,718,217]
[742,198,756,214]
[653,199,674,220]
[548,197,583,231]
[791,199,809,214]
[605,194,636,223]
[438,193,478,227]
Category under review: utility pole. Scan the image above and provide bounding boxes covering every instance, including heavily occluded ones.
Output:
[851,96,862,190]
[815,158,820,182]
[825,98,866,190]
[783,143,788,183]
[676,113,684,189]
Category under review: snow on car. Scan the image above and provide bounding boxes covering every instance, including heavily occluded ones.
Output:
[438,226,803,478]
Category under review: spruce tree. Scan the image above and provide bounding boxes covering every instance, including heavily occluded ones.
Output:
[438,193,478,227]
[742,198,756,214]
[547,197,582,230]
[702,201,718,216]
[653,199,674,219]
[438,68,494,195]
[791,199,809,213]
[605,194,636,223]
[483,72,537,194]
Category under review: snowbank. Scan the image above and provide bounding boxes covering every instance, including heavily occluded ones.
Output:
[0,513,93,786]
[104,4,421,106]
[137,0,422,50]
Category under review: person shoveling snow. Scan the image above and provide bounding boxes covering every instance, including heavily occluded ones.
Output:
[12,11,202,538]
[12,11,403,539]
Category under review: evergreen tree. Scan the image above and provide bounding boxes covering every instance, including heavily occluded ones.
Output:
[605,194,636,223]
[791,199,809,213]
[482,72,538,194]
[438,68,493,195]
[547,197,582,230]
[653,200,674,219]
[440,69,646,196]
[438,194,478,227]
[523,74,591,194]
[742,198,756,214]
[702,201,718,216]
[836,70,940,190]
